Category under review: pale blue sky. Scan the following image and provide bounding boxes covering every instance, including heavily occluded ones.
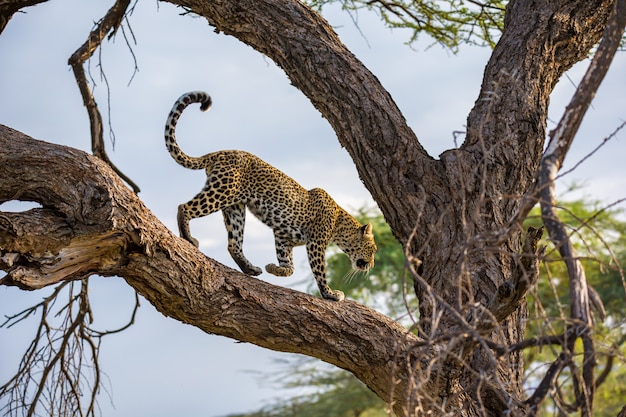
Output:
[1,1,625,416]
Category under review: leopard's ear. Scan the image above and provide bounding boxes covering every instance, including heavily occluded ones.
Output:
[361,223,374,239]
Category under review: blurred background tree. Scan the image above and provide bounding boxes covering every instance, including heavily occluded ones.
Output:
[226,193,626,417]
[523,190,626,416]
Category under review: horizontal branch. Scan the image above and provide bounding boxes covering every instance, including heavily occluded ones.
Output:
[0,124,419,411]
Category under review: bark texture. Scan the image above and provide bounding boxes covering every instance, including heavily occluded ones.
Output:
[0,0,621,415]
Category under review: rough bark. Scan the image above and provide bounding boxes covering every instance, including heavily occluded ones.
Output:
[0,0,621,415]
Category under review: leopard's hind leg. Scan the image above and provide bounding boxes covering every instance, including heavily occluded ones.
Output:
[223,203,262,276]
[177,179,262,276]
[177,202,203,247]
[177,163,240,248]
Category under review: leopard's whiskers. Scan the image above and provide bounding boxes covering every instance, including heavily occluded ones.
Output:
[342,268,367,285]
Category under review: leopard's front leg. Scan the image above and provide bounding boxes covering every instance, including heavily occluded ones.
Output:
[306,239,344,301]
[266,236,295,277]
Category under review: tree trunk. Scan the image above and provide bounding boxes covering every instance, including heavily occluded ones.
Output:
[169,0,612,413]
[0,0,619,415]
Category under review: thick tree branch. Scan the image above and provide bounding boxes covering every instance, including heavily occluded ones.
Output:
[0,0,47,34]
[0,124,419,414]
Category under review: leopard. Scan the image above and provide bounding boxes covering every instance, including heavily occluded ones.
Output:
[164,91,377,301]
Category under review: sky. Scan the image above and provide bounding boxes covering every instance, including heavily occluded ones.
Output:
[1,1,625,416]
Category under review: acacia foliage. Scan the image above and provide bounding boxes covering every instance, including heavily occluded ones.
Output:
[306,0,506,48]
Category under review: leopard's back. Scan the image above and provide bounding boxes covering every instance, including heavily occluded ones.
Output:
[227,152,312,241]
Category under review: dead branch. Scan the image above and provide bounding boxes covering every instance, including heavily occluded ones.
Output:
[68,0,140,193]
[1,280,92,417]
[525,351,570,416]
[0,277,140,417]
[534,0,626,414]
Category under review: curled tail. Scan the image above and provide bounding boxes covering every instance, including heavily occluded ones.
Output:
[164,91,213,170]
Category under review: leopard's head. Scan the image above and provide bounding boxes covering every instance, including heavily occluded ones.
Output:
[343,223,377,272]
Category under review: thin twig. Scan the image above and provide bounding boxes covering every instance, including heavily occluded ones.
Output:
[0,277,140,416]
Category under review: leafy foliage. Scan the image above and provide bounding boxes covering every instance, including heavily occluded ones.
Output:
[306,0,626,53]
[305,0,507,49]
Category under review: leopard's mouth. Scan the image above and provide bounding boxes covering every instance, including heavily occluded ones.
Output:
[355,259,371,271]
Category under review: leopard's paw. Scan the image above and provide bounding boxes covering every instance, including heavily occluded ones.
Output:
[183,236,199,247]
[322,289,345,302]
[265,263,294,277]
[242,265,263,276]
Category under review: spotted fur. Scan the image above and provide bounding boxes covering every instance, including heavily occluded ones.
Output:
[164,91,377,301]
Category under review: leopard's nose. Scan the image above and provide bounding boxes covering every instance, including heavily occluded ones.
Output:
[356,259,369,270]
